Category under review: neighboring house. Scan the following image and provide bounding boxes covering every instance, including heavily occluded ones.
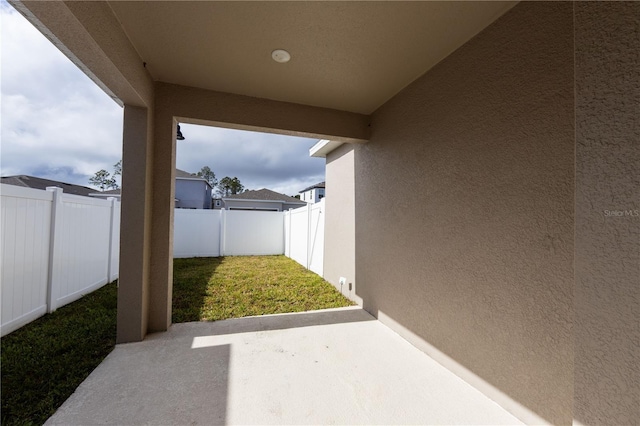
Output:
[87,170,212,209]
[174,169,212,209]
[222,189,306,212]
[1,175,96,196]
[2,170,211,209]
[299,182,325,203]
[89,188,122,199]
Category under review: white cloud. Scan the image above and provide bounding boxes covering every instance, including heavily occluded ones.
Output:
[0,2,325,195]
[176,124,325,197]
[1,2,123,185]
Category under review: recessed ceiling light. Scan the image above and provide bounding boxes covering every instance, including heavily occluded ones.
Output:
[271,49,291,63]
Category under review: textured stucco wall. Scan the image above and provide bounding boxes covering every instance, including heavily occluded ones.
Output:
[156,82,370,144]
[324,144,358,302]
[356,3,575,423]
[118,105,153,343]
[574,2,640,425]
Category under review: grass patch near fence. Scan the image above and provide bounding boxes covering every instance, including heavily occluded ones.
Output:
[173,255,353,322]
[1,282,117,426]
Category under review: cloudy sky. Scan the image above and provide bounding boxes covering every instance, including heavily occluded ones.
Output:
[0,2,325,197]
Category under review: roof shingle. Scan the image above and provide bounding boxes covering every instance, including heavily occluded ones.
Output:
[225,188,304,203]
[175,169,198,179]
[299,181,325,193]
[1,175,97,196]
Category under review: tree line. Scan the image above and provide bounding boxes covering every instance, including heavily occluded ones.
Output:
[195,166,245,197]
[88,160,121,191]
[89,163,245,197]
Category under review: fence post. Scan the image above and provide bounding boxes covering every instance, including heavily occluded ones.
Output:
[285,209,292,257]
[45,187,63,313]
[308,200,323,274]
[106,197,117,283]
[220,208,226,256]
[306,203,312,269]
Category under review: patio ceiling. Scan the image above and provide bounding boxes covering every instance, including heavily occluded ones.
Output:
[105,1,516,115]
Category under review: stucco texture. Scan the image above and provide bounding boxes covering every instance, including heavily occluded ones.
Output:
[574,2,640,425]
[324,144,357,302]
[356,3,575,423]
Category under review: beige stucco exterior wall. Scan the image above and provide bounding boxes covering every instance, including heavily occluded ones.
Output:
[12,0,372,342]
[12,0,161,342]
[324,144,359,303]
[156,82,370,144]
[574,2,640,425]
[15,3,638,421]
[356,3,575,423]
[117,105,153,342]
[147,101,177,333]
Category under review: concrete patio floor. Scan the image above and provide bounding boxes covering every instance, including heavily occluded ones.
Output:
[46,306,524,425]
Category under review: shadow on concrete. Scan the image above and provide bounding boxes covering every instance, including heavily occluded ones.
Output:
[185,306,376,338]
[46,306,525,425]
[45,340,230,425]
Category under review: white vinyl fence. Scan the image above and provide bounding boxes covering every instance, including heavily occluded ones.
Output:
[1,184,120,337]
[174,199,325,276]
[1,186,323,337]
[174,209,284,257]
[222,210,285,256]
[284,200,324,276]
[174,209,222,257]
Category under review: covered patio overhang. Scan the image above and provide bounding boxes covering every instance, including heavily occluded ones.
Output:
[10,1,638,425]
[11,0,516,342]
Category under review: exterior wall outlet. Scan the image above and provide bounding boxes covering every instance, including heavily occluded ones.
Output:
[339,277,346,286]
[348,282,352,291]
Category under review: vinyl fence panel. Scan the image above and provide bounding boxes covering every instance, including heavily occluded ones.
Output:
[287,205,310,267]
[174,209,287,257]
[0,185,52,336]
[283,200,325,276]
[222,210,284,256]
[307,201,324,276]
[50,192,113,310]
[2,181,324,337]
[173,209,221,258]
[108,199,121,282]
[0,184,120,336]
[284,209,291,257]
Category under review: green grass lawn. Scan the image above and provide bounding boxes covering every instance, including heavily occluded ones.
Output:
[172,255,353,322]
[1,255,352,425]
[0,282,117,426]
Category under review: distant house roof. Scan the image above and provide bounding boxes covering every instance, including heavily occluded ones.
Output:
[101,188,121,195]
[2,170,210,197]
[175,169,196,179]
[88,188,122,198]
[299,182,325,193]
[1,175,96,197]
[175,169,212,188]
[225,189,305,204]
